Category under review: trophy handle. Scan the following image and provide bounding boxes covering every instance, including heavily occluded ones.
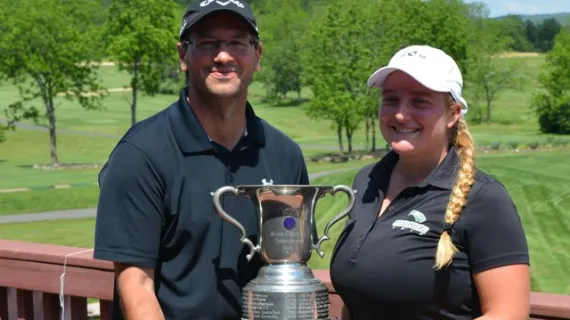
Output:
[212,186,261,261]
[314,185,356,258]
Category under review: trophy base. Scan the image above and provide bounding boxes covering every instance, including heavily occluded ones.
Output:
[241,263,330,320]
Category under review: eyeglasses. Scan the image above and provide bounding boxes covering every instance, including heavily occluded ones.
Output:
[185,38,256,55]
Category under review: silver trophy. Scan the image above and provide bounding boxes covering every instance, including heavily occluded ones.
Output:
[212,183,356,320]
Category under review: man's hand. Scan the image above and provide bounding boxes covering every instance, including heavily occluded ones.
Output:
[115,262,165,320]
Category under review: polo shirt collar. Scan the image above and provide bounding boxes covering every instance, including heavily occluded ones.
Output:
[169,88,266,154]
[370,145,459,191]
[418,145,459,190]
[368,150,398,192]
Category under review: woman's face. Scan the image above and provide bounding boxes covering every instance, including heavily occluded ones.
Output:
[379,71,460,157]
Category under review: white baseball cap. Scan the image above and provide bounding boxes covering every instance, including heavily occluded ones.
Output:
[367,45,468,115]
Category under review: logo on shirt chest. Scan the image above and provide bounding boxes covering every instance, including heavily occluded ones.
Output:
[392,209,430,236]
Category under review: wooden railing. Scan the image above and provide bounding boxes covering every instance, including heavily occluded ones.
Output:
[1,239,569,319]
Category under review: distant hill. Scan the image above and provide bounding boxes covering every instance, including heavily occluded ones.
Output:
[495,12,570,25]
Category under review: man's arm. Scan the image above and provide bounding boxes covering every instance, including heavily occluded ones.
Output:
[94,141,166,319]
[115,263,165,320]
[294,147,310,185]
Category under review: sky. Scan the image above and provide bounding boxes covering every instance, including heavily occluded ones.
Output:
[465,0,570,17]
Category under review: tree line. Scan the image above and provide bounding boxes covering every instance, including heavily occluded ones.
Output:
[0,0,569,165]
[499,15,564,53]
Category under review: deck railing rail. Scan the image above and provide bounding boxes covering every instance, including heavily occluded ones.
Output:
[1,240,569,319]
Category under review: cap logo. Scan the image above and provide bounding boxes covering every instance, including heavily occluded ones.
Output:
[401,50,426,59]
[180,19,188,36]
[200,0,245,8]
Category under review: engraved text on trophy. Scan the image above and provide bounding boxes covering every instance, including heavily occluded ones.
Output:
[258,194,310,262]
[243,290,330,320]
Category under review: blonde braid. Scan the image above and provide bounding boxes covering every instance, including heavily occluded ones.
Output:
[434,98,477,270]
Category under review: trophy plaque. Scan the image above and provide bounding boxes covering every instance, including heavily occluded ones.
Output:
[212,183,356,320]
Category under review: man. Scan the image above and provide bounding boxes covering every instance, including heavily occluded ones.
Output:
[93,0,309,319]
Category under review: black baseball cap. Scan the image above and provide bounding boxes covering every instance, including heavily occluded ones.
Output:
[179,0,259,41]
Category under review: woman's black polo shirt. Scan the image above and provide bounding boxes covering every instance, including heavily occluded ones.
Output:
[93,89,309,319]
[329,147,529,320]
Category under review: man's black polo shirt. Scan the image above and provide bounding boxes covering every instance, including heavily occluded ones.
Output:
[93,89,309,319]
[329,147,529,319]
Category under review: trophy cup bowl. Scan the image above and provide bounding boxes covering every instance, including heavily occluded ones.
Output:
[212,183,356,320]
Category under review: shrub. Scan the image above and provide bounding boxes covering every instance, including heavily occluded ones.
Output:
[533,93,570,134]
[490,142,501,150]
[550,138,565,146]
[528,141,540,150]
[507,141,520,149]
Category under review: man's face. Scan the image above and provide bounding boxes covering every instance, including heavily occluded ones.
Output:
[177,12,262,99]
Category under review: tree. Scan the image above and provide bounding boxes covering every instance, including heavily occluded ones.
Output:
[300,0,378,153]
[471,58,527,122]
[498,15,535,52]
[256,0,307,102]
[468,19,528,122]
[525,20,539,50]
[409,0,475,74]
[0,3,7,144]
[532,27,570,134]
[535,18,562,52]
[0,0,105,165]
[0,124,6,143]
[104,0,180,126]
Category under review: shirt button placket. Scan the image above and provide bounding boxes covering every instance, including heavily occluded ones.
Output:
[227,158,237,185]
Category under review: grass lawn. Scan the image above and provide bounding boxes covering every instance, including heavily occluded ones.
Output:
[0,158,378,215]
[0,218,96,248]
[1,150,569,295]
[0,186,100,216]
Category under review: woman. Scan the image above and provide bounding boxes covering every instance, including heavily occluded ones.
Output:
[329,45,530,320]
